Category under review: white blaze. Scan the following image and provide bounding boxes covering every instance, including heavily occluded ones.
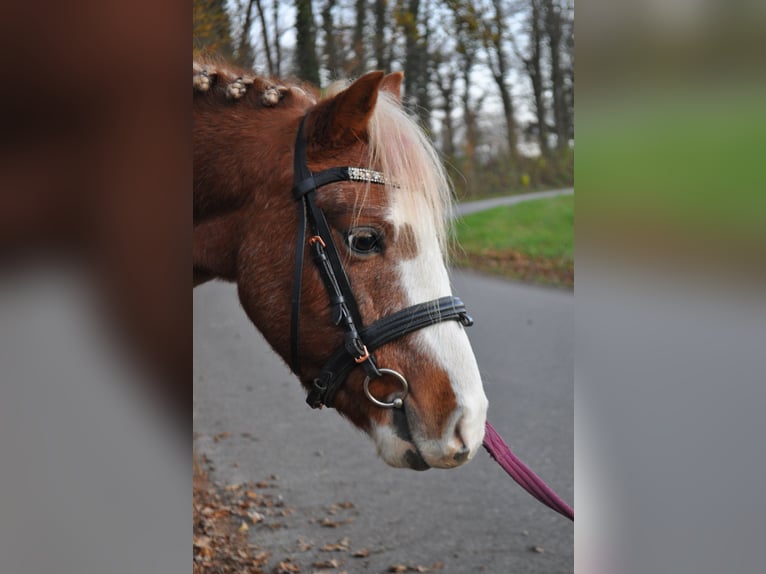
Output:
[387,195,489,461]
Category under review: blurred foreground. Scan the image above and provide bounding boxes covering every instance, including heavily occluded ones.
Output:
[0,2,189,573]
[577,2,766,574]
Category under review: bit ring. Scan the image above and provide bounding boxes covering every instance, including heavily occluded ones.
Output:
[363,368,408,409]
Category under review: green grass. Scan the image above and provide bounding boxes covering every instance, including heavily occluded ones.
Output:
[454,195,574,260]
[451,195,574,287]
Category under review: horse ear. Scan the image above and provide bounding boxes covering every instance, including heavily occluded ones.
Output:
[380,72,403,103]
[308,71,385,148]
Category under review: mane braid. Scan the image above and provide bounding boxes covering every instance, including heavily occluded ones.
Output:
[193,58,316,107]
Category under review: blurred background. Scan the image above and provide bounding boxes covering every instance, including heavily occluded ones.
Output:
[194,0,574,198]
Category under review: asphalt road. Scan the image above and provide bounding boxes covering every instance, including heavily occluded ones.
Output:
[193,268,573,573]
[453,188,573,218]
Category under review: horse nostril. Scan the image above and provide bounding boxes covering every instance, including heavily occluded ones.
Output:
[453,445,470,463]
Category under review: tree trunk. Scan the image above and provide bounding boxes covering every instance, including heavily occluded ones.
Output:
[294,0,320,85]
[236,0,255,68]
[528,0,548,155]
[401,0,431,128]
[434,62,456,157]
[273,0,282,76]
[321,0,340,79]
[373,0,389,70]
[544,0,567,150]
[351,0,367,76]
[460,55,478,189]
[402,0,420,104]
[486,0,517,159]
[254,0,274,75]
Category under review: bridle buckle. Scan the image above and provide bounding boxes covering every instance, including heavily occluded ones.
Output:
[308,235,326,248]
[354,344,370,364]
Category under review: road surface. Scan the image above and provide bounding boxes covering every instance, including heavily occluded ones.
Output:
[454,188,573,218]
[194,268,573,573]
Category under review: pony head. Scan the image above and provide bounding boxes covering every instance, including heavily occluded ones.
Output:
[193,66,488,469]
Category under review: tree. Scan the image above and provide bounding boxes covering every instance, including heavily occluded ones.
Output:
[480,0,520,159]
[235,0,256,68]
[543,0,567,150]
[321,0,341,79]
[396,0,432,127]
[294,0,321,84]
[255,0,276,74]
[515,0,549,155]
[193,0,236,58]
[372,0,391,70]
[273,0,283,76]
[351,0,368,76]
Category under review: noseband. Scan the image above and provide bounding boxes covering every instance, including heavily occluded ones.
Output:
[290,113,474,410]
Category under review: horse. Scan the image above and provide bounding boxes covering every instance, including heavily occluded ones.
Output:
[193,60,488,470]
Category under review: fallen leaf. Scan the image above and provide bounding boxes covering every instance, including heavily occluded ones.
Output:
[388,566,408,573]
[213,431,231,442]
[320,537,350,552]
[312,558,341,568]
[352,548,370,558]
[238,520,249,532]
[192,535,212,549]
[274,560,301,573]
[297,537,313,552]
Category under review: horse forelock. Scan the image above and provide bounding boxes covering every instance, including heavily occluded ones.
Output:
[369,93,453,256]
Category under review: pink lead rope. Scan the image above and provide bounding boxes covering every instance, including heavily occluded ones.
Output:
[483,421,574,521]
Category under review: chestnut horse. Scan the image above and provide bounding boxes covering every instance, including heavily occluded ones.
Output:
[193,61,488,470]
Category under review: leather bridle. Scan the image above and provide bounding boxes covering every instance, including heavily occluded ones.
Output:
[290,113,474,410]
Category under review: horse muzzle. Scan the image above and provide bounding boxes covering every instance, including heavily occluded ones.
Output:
[372,402,486,470]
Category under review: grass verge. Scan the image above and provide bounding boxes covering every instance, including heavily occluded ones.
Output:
[451,195,574,288]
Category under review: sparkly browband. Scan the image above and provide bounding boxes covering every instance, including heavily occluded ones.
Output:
[347,167,399,188]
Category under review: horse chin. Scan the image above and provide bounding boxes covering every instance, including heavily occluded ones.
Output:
[371,423,432,470]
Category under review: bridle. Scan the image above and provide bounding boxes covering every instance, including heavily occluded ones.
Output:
[290,113,474,410]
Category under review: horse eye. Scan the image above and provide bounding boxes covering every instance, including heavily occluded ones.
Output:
[344,227,383,255]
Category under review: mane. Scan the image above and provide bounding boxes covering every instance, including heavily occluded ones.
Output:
[193,57,319,106]
[326,82,454,255]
